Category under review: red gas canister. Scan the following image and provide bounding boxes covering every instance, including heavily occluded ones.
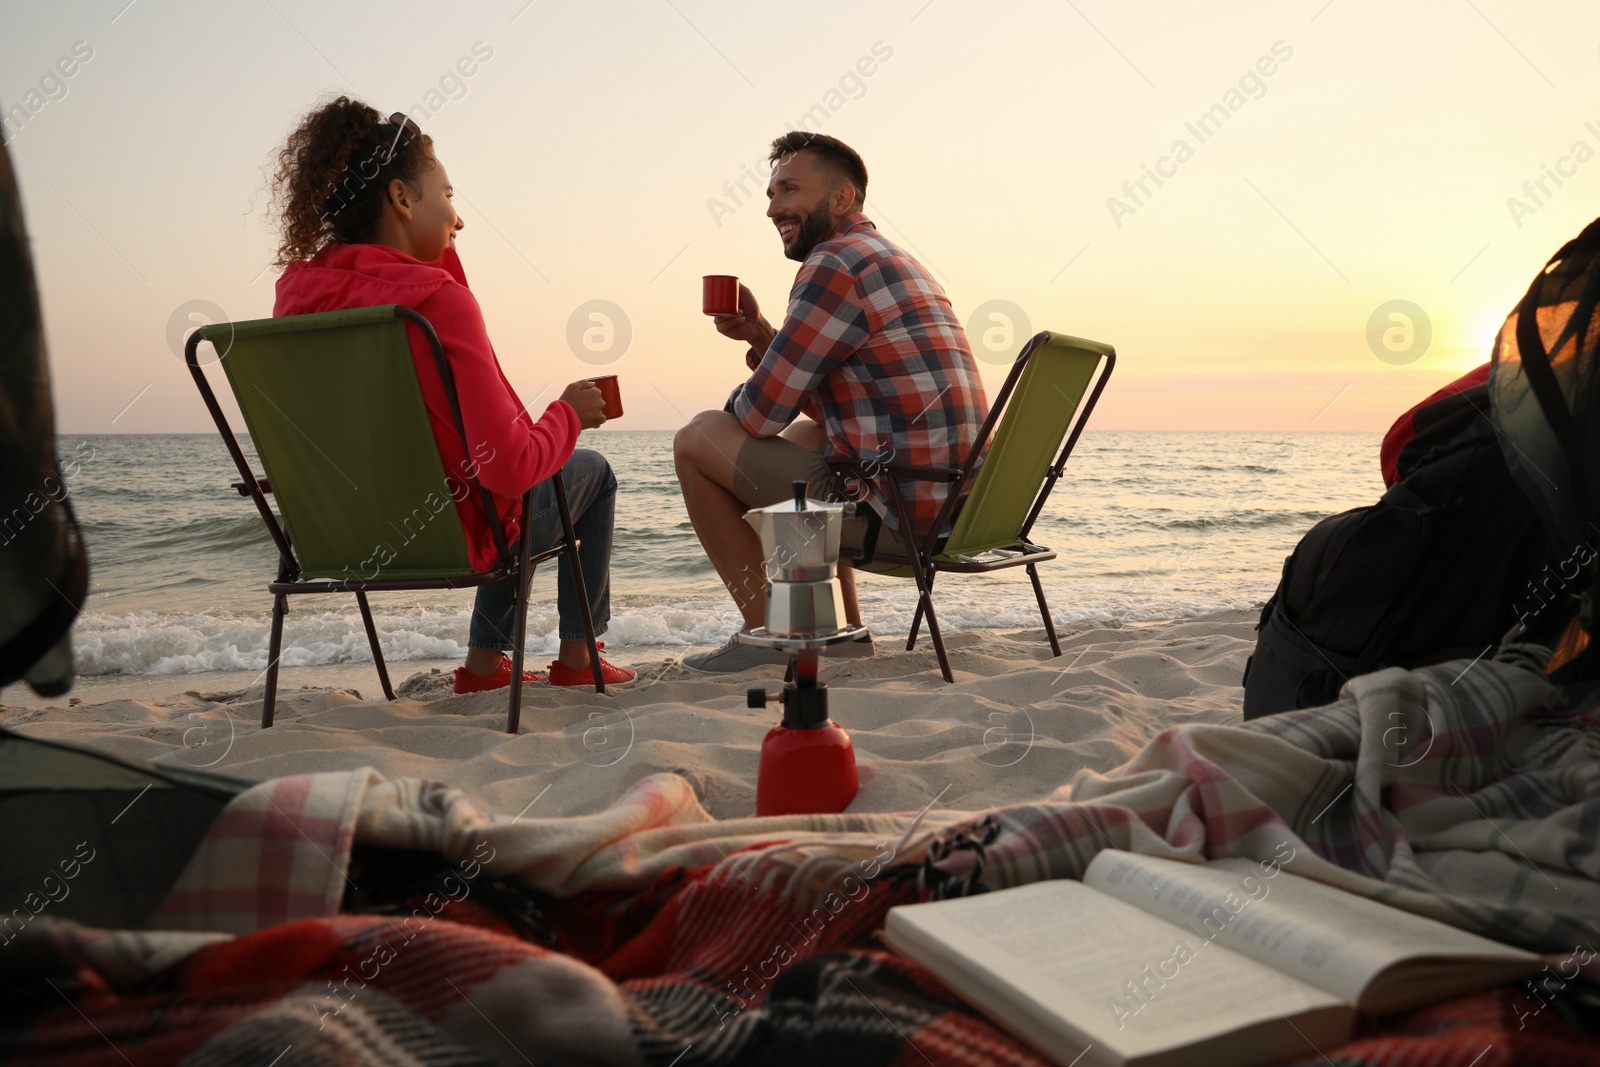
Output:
[755,718,858,816]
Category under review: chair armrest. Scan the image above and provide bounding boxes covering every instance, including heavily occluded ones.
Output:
[821,457,962,483]
[232,478,271,497]
[846,499,883,568]
[882,463,961,482]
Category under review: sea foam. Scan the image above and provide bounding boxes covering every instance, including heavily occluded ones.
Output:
[69,586,1258,677]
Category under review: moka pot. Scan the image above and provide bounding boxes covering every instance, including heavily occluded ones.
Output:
[742,481,847,637]
[739,481,865,816]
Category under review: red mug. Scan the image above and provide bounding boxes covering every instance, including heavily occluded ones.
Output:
[703,275,739,316]
[587,375,623,420]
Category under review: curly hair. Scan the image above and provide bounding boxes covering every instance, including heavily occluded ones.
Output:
[269,97,434,266]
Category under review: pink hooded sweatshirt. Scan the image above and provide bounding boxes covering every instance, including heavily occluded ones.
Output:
[274,243,580,572]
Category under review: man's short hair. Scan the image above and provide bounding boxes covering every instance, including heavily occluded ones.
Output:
[768,132,868,204]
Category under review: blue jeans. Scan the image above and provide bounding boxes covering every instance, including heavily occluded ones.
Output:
[467,448,615,651]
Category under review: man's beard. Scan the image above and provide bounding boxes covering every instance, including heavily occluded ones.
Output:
[783,196,837,262]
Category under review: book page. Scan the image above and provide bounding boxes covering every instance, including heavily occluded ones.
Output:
[884,880,1348,1063]
[1084,851,1540,1010]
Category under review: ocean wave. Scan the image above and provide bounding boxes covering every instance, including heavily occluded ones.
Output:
[1150,511,1329,532]
[68,586,1266,677]
[80,513,273,555]
[52,430,1372,677]
[1176,463,1290,474]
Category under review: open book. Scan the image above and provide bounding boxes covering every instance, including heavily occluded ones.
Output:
[880,848,1541,1067]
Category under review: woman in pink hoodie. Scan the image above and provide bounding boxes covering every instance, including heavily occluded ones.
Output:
[270,98,634,691]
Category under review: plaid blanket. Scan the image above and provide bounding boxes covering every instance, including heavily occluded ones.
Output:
[4,657,1598,1065]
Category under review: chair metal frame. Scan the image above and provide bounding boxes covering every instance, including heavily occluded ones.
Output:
[824,331,1115,682]
[185,304,604,732]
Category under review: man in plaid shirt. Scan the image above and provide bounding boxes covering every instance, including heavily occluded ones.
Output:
[674,132,987,672]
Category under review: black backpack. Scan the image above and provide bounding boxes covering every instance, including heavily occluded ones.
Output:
[1487,215,1600,684]
[1241,380,1557,719]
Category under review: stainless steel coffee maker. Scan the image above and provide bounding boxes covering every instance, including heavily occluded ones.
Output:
[739,481,868,647]
[739,481,865,816]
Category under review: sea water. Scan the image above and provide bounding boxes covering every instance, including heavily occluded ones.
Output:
[56,430,1383,677]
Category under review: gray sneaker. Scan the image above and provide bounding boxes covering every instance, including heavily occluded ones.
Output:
[681,633,791,673]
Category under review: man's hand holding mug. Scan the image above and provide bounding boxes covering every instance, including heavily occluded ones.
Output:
[705,276,775,354]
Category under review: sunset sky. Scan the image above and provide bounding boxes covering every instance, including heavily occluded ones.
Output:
[6,0,1599,434]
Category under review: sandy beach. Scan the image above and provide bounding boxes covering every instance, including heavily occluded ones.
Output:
[0,609,1257,821]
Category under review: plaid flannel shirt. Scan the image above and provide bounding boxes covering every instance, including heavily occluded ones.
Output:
[725,214,988,535]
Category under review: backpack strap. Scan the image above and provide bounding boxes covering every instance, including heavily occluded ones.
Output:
[1512,250,1600,526]
[1502,222,1600,658]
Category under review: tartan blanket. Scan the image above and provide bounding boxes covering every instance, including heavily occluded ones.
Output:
[4,657,1598,1065]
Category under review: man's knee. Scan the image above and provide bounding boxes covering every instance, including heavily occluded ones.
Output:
[673,410,739,471]
[779,417,826,451]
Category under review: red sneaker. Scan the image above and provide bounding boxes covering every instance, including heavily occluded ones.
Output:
[547,643,636,687]
[453,655,546,694]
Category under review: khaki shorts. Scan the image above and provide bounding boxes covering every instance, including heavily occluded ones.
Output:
[732,435,911,564]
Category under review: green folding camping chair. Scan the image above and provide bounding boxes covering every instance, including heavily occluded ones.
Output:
[825,331,1115,683]
[185,304,604,733]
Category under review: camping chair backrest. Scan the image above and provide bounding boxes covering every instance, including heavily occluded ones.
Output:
[195,305,476,581]
[941,333,1114,558]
